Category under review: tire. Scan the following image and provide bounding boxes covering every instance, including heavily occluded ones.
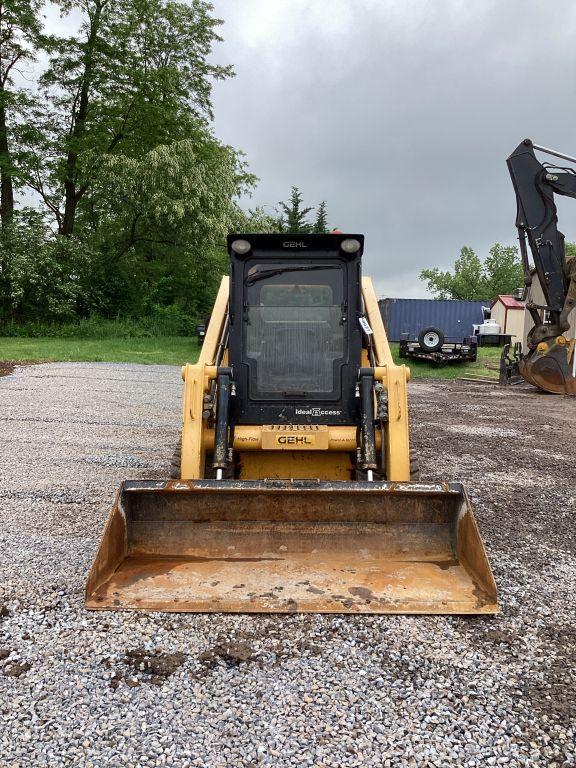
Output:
[418,326,445,352]
[409,450,421,481]
[169,439,182,479]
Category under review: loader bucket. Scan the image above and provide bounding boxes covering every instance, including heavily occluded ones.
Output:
[86,480,498,614]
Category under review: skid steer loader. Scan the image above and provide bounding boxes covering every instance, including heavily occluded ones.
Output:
[86,233,498,614]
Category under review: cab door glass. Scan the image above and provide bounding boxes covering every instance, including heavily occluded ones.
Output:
[244,263,346,398]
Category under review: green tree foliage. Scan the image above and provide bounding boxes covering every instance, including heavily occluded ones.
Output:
[277,186,330,233]
[0,3,336,327]
[278,186,314,233]
[564,241,576,260]
[90,133,245,317]
[18,0,234,236]
[0,211,102,320]
[313,200,328,234]
[234,205,284,233]
[0,0,42,223]
[420,244,524,301]
[0,0,255,323]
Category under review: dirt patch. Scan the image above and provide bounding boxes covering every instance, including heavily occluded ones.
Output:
[484,629,517,644]
[0,361,38,378]
[0,361,17,377]
[193,623,330,671]
[104,648,185,688]
[3,661,31,678]
[198,641,255,667]
[124,648,185,685]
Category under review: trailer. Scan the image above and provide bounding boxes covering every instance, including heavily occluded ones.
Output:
[399,327,478,366]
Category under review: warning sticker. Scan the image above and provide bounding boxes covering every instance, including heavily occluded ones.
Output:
[359,316,373,335]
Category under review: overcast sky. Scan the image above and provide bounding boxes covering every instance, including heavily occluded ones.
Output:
[208,0,576,298]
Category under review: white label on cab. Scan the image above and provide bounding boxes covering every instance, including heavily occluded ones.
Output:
[359,316,373,335]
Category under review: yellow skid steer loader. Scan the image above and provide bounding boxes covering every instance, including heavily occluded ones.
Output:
[86,233,498,614]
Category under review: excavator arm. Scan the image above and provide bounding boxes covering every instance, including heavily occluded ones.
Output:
[506,139,576,394]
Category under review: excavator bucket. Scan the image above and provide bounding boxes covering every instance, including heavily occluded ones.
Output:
[519,339,576,395]
[86,480,498,614]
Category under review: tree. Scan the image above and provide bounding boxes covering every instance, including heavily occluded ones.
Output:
[0,0,42,224]
[0,210,103,320]
[278,186,314,233]
[276,187,332,234]
[0,0,258,323]
[88,131,245,316]
[420,243,523,300]
[234,205,283,234]
[313,200,328,233]
[17,0,234,236]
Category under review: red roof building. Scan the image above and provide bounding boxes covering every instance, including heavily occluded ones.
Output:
[490,295,525,341]
[492,295,525,310]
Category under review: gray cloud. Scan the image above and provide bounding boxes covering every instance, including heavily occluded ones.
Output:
[210,0,576,297]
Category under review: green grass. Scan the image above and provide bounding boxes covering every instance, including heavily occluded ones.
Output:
[390,343,502,379]
[0,336,199,366]
[0,335,501,378]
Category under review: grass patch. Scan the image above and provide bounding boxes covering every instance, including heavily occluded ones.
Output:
[390,343,502,379]
[0,336,502,378]
[0,336,198,366]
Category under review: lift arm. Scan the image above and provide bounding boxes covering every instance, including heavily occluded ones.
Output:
[507,139,576,342]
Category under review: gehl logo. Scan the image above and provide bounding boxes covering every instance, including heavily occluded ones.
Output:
[282,241,308,248]
[277,435,313,445]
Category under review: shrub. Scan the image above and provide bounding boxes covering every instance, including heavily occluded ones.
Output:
[1,306,198,338]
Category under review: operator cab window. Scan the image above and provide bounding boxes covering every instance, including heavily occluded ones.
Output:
[243,261,346,399]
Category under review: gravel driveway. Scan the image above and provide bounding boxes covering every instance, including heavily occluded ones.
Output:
[0,363,574,767]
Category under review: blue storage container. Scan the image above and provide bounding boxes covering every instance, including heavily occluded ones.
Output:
[379,298,489,342]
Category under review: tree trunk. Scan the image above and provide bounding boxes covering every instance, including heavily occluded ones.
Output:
[0,104,14,226]
[60,0,103,236]
[61,172,78,236]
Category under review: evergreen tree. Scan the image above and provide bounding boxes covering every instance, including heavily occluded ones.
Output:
[312,200,328,233]
[278,186,314,233]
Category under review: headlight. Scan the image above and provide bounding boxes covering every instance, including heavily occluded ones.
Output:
[231,238,251,255]
[340,238,361,254]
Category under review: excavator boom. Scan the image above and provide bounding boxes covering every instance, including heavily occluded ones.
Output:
[506,139,576,394]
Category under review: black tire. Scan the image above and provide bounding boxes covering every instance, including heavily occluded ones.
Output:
[410,450,421,481]
[169,439,181,479]
[418,326,445,352]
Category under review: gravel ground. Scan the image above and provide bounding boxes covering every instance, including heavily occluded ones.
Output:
[0,362,575,767]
